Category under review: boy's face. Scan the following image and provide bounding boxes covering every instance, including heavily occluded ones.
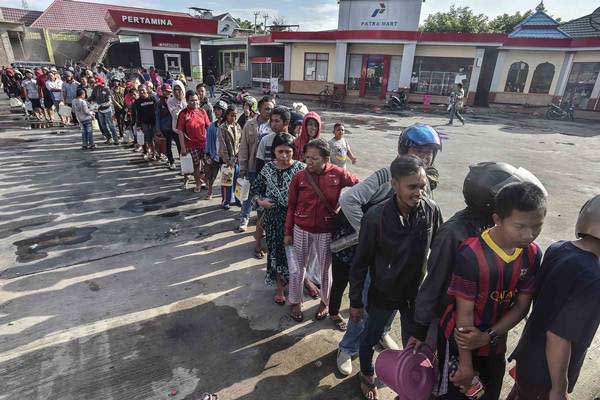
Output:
[259,101,274,120]
[334,125,344,139]
[391,169,428,210]
[270,114,287,133]
[407,144,436,167]
[493,209,546,248]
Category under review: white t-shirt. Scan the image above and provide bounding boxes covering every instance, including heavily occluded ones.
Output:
[328,137,350,169]
[22,78,39,99]
[46,79,63,101]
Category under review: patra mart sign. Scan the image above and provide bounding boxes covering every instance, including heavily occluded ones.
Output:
[121,15,173,26]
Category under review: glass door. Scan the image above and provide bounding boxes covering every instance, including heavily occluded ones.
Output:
[365,55,385,96]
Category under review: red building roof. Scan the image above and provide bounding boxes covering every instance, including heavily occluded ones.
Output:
[0,7,42,26]
[30,0,189,33]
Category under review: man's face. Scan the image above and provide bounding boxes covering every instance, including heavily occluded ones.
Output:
[270,114,286,133]
[407,145,436,167]
[259,101,274,120]
[80,78,87,86]
[391,168,428,211]
[139,88,148,98]
[25,72,33,79]
[188,95,200,109]
[196,87,207,100]
[162,90,171,99]
[493,209,546,249]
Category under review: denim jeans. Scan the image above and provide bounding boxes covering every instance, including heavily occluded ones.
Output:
[240,171,257,219]
[81,120,94,147]
[359,301,417,376]
[163,129,181,163]
[209,85,215,98]
[97,110,118,141]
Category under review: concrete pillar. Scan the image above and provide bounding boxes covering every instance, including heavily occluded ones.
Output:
[555,52,574,98]
[333,42,348,85]
[489,50,507,94]
[0,29,14,65]
[138,34,154,71]
[589,69,600,111]
[190,37,203,84]
[399,43,416,89]
[466,48,486,105]
[283,44,292,93]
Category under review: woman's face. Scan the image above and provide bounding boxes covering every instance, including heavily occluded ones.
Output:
[305,147,327,173]
[274,144,293,164]
[174,87,183,99]
[307,119,319,138]
[226,111,237,124]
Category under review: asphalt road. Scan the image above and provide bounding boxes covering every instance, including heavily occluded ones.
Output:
[1,97,599,399]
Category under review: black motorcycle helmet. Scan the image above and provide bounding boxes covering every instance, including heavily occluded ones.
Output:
[463,162,548,215]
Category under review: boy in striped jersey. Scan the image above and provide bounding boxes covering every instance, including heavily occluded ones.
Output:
[438,182,546,400]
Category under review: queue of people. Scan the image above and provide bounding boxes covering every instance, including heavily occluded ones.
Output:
[2,61,599,400]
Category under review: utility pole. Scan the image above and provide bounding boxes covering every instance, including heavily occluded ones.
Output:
[262,13,269,33]
[253,11,260,34]
[22,0,29,9]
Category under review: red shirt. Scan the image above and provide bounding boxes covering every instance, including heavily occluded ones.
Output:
[176,107,210,150]
[285,163,358,235]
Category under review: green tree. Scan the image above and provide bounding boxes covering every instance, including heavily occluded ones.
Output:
[421,5,489,33]
[488,11,534,33]
[234,18,256,31]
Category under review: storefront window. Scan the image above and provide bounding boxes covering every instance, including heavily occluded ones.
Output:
[564,62,600,109]
[304,53,329,81]
[365,55,385,96]
[411,57,472,96]
[529,63,555,94]
[347,55,362,90]
[505,61,529,93]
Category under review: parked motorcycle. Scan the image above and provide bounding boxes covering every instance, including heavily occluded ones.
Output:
[545,101,575,121]
[219,87,249,105]
[387,89,408,111]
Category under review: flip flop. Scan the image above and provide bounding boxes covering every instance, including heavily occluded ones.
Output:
[315,307,329,321]
[290,309,304,323]
[358,373,379,400]
[198,393,218,400]
[273,294,286,306]
[330,315,348,331]
[254,248,265,259]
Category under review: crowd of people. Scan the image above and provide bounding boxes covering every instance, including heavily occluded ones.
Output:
[2,62,599,400]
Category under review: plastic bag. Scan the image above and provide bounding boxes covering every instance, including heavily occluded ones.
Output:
[9,97,23,108]
[136,129,145,145]
[285,246,299,275]
[180,154,194,174]
[24,100,33,112]
[220,164,234,187]
[234,177,251,201]
[58,104,72,117]
[92,118,99,131]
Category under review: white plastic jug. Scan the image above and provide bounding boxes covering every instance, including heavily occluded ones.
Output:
[235,177,251,201]
[136,129,145,146]
[180,154,194,174]
[220,165,234,187]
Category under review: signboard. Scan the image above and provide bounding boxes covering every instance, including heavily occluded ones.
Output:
[191,65,203,81]
[151,34,191,49]
[106,9,218,36]
[338,0,423,31]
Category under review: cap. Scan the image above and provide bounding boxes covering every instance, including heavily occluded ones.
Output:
[50,67,58,73]
[95,76,106,85]
[161,83,172,92]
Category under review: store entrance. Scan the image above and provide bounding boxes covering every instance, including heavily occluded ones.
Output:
[359,55,390,99]
[164,54,182,75]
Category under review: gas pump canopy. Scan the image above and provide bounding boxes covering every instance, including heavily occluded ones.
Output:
[105,9,222,38]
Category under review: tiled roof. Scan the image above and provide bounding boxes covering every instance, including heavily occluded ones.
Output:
[509,8,571,39]
[0,7,43,26]
[561,8,600,38]
[30,0,189,33]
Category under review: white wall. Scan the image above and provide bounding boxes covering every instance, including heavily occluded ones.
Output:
[338,0,422,31]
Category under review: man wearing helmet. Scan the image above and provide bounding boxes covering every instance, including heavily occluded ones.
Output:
[334,123,442,376]
[237,96,257,129]
[506,195,600,400]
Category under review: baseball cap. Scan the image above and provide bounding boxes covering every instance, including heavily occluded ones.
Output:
[161,83,172,92]
[50,67,57,73]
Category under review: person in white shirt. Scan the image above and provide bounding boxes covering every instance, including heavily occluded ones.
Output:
[21,70,44,121]
[46,70,65,124]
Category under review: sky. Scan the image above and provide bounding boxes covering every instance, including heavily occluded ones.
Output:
[3,0,599,31]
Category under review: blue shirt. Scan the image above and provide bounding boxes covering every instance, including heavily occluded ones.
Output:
[206,122,220,162]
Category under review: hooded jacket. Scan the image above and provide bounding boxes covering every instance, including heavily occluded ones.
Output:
[293,111,321,162]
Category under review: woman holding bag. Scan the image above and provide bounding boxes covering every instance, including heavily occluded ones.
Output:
[250,133,305,305]
[285,139,359,322]
[218,105,242,210]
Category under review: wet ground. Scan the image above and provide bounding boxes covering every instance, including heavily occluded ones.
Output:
[1,97,599,399]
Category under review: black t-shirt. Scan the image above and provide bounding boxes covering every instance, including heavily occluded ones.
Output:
[509,241,600,392]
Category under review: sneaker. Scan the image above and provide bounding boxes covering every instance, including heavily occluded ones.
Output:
[104,138,111,144]
[88,144,97,150]
[379,333,400,351]
[223,203,231,210]
[238,217,249,232]
[143,154,149,161]
[168,162,176,170]
[336,350,353,376]
[113,141,120,146]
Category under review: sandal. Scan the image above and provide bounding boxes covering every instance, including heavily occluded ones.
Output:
[254,248,265,259]
[273,294,286,306]
[315,305,329,321]
[290,306,304,322]
[198,393,218,400]
[358,372,379,400]
[330,315,347,331]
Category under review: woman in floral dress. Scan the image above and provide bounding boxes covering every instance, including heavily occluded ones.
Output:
[250,133,305,305]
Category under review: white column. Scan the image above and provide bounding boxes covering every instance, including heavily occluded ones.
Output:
[333,42,348,85]
[399,42,416,88]
[283,44,292,81]
[489,50,508,92]
[589,64,600,99]
[468,48,486,93]
[555,52,574,97]
[190,37,203,83]
[138,34,154,70]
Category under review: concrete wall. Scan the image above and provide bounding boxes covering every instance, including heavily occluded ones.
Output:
[348,43,404,55]
[290,43,336,82]
[491,49,565,95]
[415,45,477,58]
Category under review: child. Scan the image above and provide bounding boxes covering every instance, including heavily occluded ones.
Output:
[205,100,227,199]
[71,88,95,150]
[328,123,357,169]
[439,182,546,400]
[218,104,242,209]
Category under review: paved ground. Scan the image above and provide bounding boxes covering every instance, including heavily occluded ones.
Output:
[1,96,599,400]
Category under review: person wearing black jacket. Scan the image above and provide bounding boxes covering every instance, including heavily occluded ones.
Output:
[408,162,548,350]
[133,86,158,161]
[349,155,442,400]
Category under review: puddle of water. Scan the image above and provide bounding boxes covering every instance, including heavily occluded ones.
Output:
[159,212,181,218]
[13,227,97,263]
[0,215,59,239]
[120,196,171,213]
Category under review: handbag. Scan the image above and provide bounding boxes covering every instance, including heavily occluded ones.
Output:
[220,164,234,187]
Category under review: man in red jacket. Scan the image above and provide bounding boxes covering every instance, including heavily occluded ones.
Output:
[285,138,359,322]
